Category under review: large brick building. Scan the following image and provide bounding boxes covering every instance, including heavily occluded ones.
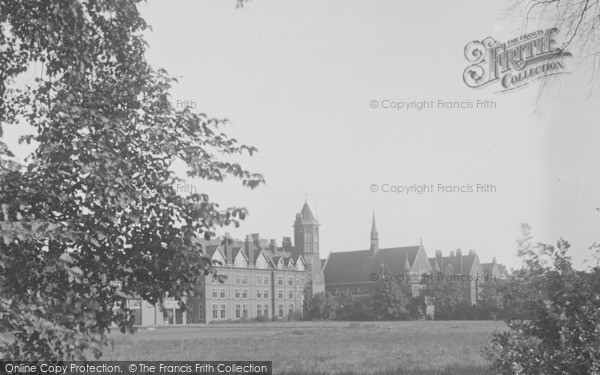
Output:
[323,213,432,297]
[185,202,325,324]
[127,202,324,326]
[323,212,505,306]
[127,206,507,325]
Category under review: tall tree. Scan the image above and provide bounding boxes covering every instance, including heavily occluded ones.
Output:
[0,0,263,360]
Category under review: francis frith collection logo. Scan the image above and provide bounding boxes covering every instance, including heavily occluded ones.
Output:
[463,28,572,92]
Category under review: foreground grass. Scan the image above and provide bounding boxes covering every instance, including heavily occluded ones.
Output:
[105,320,506,374]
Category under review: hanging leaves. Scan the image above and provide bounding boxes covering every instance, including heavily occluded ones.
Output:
[0,0,263,361]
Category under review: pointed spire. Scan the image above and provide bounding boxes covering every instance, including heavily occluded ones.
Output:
[371,211,378,233]
[370,209,379,255]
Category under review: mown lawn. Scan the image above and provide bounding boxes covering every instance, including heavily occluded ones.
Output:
[104,320,507,374]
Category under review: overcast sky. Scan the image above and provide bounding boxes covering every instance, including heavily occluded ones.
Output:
[4,0,599,270]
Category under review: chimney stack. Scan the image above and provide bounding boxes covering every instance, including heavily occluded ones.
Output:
[251,233,260,248]
[492,257,497,264]
[469,250,476,256]
[282,237,292,252]
[269,239,278,253]
[245,235,254,266]
[224,232,233,265]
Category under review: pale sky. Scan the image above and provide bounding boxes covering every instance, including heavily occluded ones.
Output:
[4,0,599,270]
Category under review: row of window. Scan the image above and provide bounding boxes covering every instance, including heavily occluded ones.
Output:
[277,276,305,287]
[232,275,270,286]
[210,288,303,300]
[212,303,300,319]
[212,275,305,287]
[279,290,302,299]
[211,304,269,319]
[278,304,296,318]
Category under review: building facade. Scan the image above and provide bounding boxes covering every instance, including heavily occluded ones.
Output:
[323,212,505,307]
[184,202,324,324]
[125,205,508,326]
[186,242,309,323]
[117,282,189,327]
[429,249,482,304]
[323,212,433,297]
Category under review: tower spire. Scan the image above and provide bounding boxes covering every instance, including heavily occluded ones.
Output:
[370,210,379,255]
[294,201,319,256]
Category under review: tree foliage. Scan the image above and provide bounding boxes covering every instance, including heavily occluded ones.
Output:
[485,224,600,374]
[0,0,263,360]
[304,292,338,321]
[478,281,506,320]
[370,280,411,321]
[335,293,373,321]
[422,274,464,320]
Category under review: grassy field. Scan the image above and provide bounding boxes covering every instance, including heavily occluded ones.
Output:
[104,320,507,374]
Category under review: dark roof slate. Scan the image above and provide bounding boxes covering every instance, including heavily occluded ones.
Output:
[324,246,420,285]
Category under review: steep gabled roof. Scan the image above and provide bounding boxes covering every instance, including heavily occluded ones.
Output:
[273,257,285,269]
[480,262,509,278]
[191,236,220,247]
[263,250,285,268]
[480,262,493,273]
[232,247,248,266]
[293,254,306,265]
[192,236,244,262]
[254,249,275,269]
[209,246,226,265]
[322,251,332,272]
[497,264,509,276]
[232,247,244,259]
[324,246,421,285]
[204,244,221,258]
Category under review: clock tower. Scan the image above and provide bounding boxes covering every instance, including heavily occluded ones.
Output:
[293,202,324,295]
